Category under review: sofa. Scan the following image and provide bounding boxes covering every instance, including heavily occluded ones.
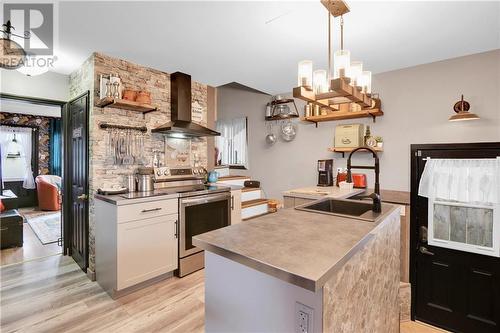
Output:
[35,175,62,211]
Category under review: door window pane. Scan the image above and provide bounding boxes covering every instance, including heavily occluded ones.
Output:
[432,202,494,251]
[433,204,450,241]
[466,207,493,247]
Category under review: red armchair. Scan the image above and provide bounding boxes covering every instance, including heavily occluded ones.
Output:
[36,175,62,211]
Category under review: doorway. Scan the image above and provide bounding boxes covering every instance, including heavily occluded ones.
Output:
[0,95,64,266]
[410,143,500,333]
[1,92,90,272]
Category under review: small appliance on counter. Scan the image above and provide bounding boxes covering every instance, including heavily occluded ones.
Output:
[334,123,365,148]
[336,172,367,188]
[317,159,334,187]
[207,170,219,184]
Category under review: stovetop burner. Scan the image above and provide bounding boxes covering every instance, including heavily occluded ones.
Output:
[120,184,229,199]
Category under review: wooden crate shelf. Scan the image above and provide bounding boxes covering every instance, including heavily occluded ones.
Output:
[301,109,383,126]
[96,97,158,114]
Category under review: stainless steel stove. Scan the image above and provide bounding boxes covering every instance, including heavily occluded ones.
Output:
[151,166,231,277]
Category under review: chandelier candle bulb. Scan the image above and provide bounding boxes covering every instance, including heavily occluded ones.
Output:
[313,69,328,94]
[360,71,372,94]
[298,60,313,89]
[334,50,350,78]
[348,61,363,87]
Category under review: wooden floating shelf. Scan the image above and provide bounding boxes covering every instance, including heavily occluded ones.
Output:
[96,97,158,114]
[329,146,383,157]
[301,109,384,125]
[329,146,383,153]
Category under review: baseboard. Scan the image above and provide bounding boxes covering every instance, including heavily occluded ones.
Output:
[87,268,96,281]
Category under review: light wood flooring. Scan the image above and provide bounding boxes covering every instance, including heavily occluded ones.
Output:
[1,255,446,333]
[1,222,62,267]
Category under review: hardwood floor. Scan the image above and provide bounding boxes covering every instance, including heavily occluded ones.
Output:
[400,321,450,333]
[1,222,62,267]
[1,255,204,333]
[1,255,446,333]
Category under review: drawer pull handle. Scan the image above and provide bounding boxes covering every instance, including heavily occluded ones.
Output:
[141,207,162,213]
[174,220,179,238]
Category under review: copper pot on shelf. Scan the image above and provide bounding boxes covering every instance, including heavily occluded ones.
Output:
[122,89,137,101]
[136,91,151,104]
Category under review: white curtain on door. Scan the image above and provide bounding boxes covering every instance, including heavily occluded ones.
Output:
[418,158,500,204]
[0,126,36,189]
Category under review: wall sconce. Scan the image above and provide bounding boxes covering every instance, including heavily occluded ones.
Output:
[449,95,480,122]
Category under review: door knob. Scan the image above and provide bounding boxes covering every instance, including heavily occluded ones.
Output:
[419,246,435,256]
[77,194,88,201]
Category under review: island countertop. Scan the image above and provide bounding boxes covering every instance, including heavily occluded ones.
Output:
[193,202,399,292]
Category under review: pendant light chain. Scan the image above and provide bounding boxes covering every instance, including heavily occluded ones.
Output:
[328,12,332,81]
[340,15,344,50]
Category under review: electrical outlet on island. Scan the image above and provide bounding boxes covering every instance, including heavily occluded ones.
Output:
[295,302,314,333]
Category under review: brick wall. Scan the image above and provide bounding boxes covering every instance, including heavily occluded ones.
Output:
[69,52,209,275]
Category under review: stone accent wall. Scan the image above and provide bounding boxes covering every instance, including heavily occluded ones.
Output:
[323,209,401,333]
[0,113,53,175]
[69,52,209,276]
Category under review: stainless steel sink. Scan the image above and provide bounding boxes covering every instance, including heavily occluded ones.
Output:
[295,198,385,222]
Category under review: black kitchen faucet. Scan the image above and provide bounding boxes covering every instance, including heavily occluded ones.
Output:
[346,147,382,213]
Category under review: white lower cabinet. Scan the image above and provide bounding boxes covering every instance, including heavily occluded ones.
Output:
[231,189,242,225]
[117,214,178,290]
[95,197,178,298]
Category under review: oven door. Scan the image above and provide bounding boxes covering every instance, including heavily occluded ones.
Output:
[179,192,231,258]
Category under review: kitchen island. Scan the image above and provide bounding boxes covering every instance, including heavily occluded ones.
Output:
[193,197,401,332]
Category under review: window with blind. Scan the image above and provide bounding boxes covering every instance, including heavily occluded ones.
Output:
[215,117,248,169]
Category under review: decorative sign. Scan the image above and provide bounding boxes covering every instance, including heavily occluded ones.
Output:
[72,127,82,138]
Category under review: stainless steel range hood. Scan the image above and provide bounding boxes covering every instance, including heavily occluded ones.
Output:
[152,72,220,137]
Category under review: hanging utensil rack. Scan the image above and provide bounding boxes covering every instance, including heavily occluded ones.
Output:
[99,123,148,132]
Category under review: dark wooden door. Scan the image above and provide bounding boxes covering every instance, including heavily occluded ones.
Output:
[63,92,89,272]
[410,143,500,333]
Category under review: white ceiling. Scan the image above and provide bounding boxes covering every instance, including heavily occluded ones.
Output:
[51,1,500,94]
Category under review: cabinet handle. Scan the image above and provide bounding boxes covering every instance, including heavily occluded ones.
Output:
[141,207,162,213]
[174,220,179,239]
[231,195,234,210]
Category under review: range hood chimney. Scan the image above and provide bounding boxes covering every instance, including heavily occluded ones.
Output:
[152,72,220,137]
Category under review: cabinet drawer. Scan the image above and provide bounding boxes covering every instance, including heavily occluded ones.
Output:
[117,215,178,290]
[117,198,178,223]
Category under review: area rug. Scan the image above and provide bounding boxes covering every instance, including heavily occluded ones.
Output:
[25,213,61,245]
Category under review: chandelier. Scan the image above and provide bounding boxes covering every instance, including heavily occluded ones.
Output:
[294,1,382,121]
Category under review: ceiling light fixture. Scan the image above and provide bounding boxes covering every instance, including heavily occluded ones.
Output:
[448,95,479,122]
[294,1,382,116]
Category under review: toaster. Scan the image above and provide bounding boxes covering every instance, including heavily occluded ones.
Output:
[336,173,367,188]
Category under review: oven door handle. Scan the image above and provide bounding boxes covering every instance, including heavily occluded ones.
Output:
[181,193,230,206]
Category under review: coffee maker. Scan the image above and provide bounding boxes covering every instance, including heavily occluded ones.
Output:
[317,159,334,187]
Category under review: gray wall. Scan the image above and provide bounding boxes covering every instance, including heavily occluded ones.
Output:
[219,50,500,199]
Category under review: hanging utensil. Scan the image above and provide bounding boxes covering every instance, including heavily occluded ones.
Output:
[265,122,276,145]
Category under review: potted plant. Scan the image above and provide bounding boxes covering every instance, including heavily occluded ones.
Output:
[375,136,383,148]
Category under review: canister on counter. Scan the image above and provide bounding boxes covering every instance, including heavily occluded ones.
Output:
[313,104,321,116]
[304,103,312,117]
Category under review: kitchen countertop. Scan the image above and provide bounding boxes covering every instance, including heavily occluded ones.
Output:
[95,184,232,206]
[194,202,398,292]
[282,186,364,200]
[95,190,180,205]
[283,186,410,205]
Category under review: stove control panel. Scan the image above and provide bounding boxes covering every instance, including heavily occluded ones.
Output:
[153,167,207,181]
